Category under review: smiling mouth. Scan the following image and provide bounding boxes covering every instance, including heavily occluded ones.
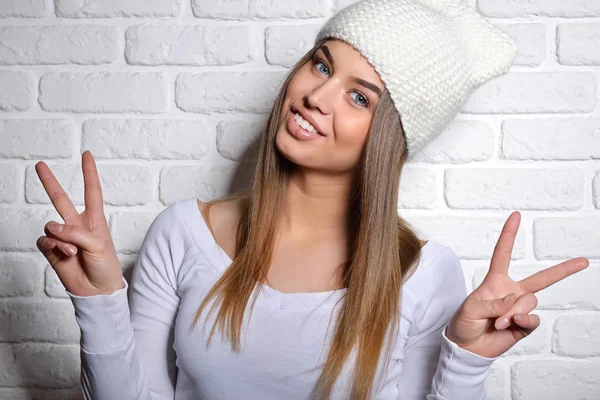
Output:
[290,106,325,137]
[293,113,323,136]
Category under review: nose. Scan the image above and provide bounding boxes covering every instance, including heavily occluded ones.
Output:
[305,78,337,115]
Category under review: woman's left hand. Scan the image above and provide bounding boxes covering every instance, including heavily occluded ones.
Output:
[445,211,590,358]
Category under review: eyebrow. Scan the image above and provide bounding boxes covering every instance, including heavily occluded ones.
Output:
[318,45,382,97]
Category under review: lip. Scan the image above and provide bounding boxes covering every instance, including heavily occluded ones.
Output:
[287,110,324,141]
[290,105,326,137]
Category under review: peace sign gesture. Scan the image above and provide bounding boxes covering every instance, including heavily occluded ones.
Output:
[35,151,124,297]
[445,211,590,358]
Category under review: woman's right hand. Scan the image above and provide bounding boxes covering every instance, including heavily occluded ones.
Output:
[35,150,125,297]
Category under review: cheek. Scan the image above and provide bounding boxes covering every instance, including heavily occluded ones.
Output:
[334,115,371,148]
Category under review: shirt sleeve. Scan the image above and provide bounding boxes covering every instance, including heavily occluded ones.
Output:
[66,202,187,400]
[395,248,499,400]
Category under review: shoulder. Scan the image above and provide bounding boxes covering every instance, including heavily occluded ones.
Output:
[141,199,200,249]
[197,198,243,232]
[197,197,244,259]
[406,241,462,285]
[153,198,197,229]
[403,242,466,320]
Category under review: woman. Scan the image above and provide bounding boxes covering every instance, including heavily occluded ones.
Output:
[34,0,589,399]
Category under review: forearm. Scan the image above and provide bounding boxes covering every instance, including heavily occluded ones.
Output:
[427,324,497,400]
[69,278,161,400]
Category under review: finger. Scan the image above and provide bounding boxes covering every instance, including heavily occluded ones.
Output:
[469,292,518,320]
[45,221,104,253]
[37,235,78,257]
[495,292,538,330]
[43,224,79,256]
[35,161,79,223]
[37,236,71,266]
[508,313,541,342]
[513,313,540,332]
[82,151,105,216]
[519,258,590,294]
[487,211,521,277]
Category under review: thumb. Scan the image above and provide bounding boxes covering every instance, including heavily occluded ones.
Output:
[470,292,517,320]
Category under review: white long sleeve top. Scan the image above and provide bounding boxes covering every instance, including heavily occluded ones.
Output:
[66,198,498,399]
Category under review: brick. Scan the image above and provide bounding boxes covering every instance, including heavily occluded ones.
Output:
[55,0,182,18]
[0,0,48,17]
[501,118,600,161]
[192,0,326,19]
[0,207,61,251]
[0,299,79,343]
[0,25,118,65]
[410,120,494,164]
[511,360,600,399]
[463,72,596,114]
[126,23,253,66]
[25,163,153,206]
[0,119,76,159]
[0,254,44,297]
[478,0,600,18]
[82,119,212,160]
[159,165,245,204]
[0,163,20,203]
[0,387,83,400]
[216,119,264,161]
[397,167,437,209]
[594,171,600,209]
[553,314,600,357]
[0,343,79,388]
[334,0,361,12]
[557,23,600,66]
[39,72,167,113]
[110,211,160,254]
[45,265,68,299]
[0,71,35,111]
[445,168,584,210]
[485,363,506,400]
[176,71,287,113]
[496,23,546,67]
[265,24,321,67]
[402,216,525,259]
[534,216,600,260]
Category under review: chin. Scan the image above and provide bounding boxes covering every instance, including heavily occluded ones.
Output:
[275,128,302,164]
[274,128,319,169]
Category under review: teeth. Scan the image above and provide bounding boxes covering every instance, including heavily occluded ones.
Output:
[294,112,317,134]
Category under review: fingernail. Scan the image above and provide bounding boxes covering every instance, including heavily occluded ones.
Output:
[502,293,513,304]
[496,317,509,330]
[514,314,525,322]
[49,223,63,232]
[67,246,77,256]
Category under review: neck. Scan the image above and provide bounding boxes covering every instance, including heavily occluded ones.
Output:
[279,168,354,241]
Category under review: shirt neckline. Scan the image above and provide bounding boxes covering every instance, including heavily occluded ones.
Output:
[186,198,430,311]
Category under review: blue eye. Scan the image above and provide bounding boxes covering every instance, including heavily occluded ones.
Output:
[350,92,369,107]
[315,60,329,76]
[312,57,370,108]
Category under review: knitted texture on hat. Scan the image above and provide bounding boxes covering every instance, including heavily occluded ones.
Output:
[315,0,518,160]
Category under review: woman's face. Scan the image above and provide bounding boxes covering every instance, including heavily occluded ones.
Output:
[275,39,384,173]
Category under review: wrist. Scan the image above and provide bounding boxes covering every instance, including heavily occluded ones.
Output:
[445,325,472,351]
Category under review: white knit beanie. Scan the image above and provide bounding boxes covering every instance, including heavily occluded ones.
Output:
[315,0,518,160]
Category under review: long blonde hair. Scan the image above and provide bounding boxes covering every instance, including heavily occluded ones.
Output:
[191,38,425,399]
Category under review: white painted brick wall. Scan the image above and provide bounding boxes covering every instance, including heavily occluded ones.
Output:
[0,25,119,65]
[553,314,600,357]
[0,0,598,398]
